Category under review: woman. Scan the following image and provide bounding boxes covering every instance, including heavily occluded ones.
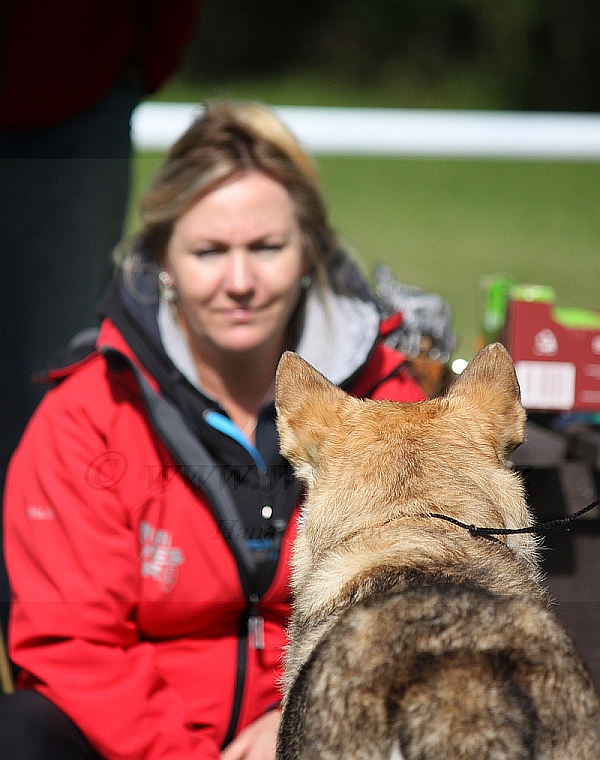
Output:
[1,102,426,760]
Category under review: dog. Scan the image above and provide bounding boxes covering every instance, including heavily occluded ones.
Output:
[274,343,600,760]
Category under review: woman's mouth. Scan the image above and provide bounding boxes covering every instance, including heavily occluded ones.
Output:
[226,307,256,322]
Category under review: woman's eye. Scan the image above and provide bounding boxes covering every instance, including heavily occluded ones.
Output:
[194,247,222,257]
[252,242,284,253]
[192,241,287,257]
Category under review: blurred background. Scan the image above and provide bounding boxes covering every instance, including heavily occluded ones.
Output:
[129,0,599,362]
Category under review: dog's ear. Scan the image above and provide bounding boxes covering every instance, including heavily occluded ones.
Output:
[275,352,347,486]
[448,343,526,460]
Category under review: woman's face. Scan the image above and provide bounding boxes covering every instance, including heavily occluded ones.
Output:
[164,171,306,360]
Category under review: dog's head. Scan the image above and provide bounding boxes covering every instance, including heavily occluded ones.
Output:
[275,343,528,547]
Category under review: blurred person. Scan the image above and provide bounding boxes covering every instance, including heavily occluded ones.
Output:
[0,101,426,759]
[0,0,203,654]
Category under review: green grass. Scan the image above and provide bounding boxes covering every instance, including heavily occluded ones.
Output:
[128,153,599,360]
[151,69,506,110]
[315,157,600,359]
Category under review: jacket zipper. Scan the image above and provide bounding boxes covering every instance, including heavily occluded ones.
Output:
[221,596,265,748]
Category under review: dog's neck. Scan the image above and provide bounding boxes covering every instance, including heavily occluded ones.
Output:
[292,515,543,628]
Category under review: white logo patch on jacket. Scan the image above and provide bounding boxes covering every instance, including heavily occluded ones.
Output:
[139,521,185,593]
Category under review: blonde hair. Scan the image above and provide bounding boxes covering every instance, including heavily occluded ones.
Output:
[122,101,336,290]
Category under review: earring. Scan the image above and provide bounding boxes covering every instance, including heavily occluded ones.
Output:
[301,273,313,290]
[158,270,177,304]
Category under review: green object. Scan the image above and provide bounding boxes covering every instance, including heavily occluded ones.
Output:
[509,284,555,303]
[507,283,600,329]
[553,307,600,329]
[479,274,515,343]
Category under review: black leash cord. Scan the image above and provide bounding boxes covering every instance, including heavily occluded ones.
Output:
[428,499,600,539]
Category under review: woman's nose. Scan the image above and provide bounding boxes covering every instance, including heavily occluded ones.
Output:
[226,250,254,295]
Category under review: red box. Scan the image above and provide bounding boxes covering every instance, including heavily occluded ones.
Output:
[503,300,600,412]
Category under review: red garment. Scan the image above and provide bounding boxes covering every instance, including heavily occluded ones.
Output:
[4,317,425,759]
[0,0,203,129]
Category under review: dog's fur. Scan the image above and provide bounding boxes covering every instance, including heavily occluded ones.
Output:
[275,343,600,760]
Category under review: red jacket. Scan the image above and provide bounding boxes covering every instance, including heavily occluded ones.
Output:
[4,311,424,759]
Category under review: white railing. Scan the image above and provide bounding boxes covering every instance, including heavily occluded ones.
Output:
[132,103,600,160]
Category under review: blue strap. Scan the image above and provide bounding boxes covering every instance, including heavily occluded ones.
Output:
[99,346,258,582]
[203,410,267,471]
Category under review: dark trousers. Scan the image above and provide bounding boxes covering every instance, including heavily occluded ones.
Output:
[0,690,101,759]
[0,72,140,474]
[0,72,142,645]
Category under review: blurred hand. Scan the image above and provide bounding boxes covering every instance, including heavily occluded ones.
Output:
[220,709,280,760]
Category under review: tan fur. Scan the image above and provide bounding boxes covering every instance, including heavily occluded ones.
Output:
[275,343,600,760]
